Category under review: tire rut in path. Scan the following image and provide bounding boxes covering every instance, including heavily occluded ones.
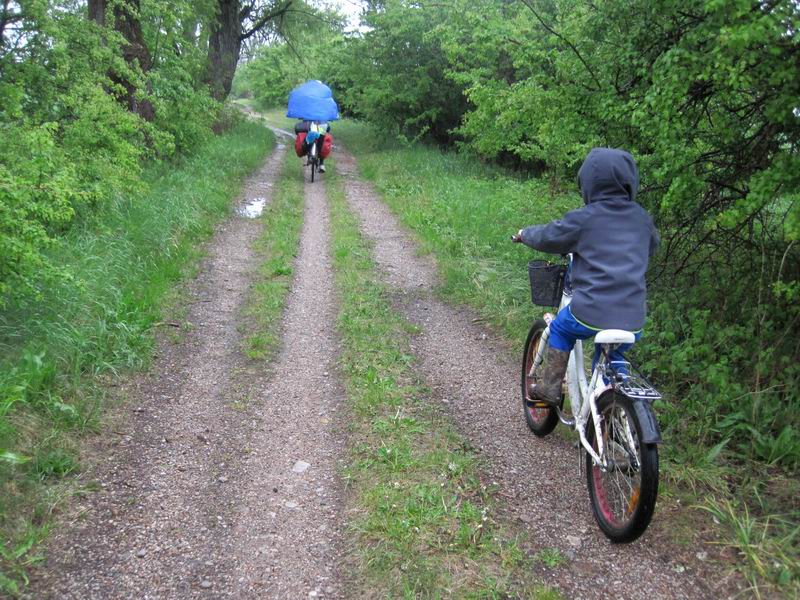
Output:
[26,141,347,599]
[334,149,726,600]
[225,148,348,599]
[25,141,287,599]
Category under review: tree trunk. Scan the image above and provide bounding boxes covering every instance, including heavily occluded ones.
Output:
[87,0,105,25]
[206,1,294,102]
[88,0,155,121]
[206,0,241,101]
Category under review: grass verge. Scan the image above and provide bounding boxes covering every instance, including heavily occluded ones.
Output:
[329,119,800,597]
[0,119,274,595]
[242,146,305,361]
[326,159,560,598]
[330,119,577,348]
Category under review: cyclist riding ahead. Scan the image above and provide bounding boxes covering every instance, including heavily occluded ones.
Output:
[512,148,660,407]
[286,80,339,178]
[296,120,331,173]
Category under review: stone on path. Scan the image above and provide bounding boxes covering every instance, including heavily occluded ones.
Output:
[292,460,311,473]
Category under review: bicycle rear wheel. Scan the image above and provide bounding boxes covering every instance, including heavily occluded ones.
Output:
[521,320,559,436]
[586,390,659,542]
[311,156,316,182]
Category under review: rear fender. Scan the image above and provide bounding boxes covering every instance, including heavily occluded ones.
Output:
[630,397,662,444]
[600,389,662,445]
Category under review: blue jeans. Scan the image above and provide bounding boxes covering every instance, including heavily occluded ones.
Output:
[548,306,641,374]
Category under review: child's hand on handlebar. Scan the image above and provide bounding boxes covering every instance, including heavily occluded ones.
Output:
[511,229,523,243]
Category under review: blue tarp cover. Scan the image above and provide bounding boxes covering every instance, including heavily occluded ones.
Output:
[286,80,339,121]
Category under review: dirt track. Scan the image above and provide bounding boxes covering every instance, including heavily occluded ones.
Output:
[26,140,348,599]
[25,128,742,600]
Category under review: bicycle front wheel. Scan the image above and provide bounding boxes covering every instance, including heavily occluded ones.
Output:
[586,390,659,543]
[521,320,559,437]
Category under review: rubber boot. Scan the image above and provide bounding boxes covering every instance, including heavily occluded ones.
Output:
[528,346,569,408]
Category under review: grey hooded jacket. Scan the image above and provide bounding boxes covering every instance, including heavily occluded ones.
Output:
[520,148,660,331]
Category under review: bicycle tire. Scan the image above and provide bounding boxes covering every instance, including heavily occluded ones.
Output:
[311,156,316,182]
[586,390,659,543]
[521,320,559,436]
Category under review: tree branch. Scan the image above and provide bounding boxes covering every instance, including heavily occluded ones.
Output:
[519,0,603,91]
[239,2,253,22]
[0,0,22,47]
[240,0,294,42]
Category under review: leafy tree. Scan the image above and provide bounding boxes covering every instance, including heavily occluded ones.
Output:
[232,3,346,108]
[206,0,301,100]
[327,1,467,143]
[440,0,800,412]
[0,2,148,299]
[317,0,800,467]
[0,0,233,301]
[140,0,221,152]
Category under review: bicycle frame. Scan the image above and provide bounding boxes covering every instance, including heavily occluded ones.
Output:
[308,129,318,159]
[529,256,628,470]
[307,123,322,162]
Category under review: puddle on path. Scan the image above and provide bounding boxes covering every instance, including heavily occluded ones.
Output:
[235,142,286,218]
[237,197,267,218]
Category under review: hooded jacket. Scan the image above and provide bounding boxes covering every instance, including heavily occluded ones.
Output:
[520,148,660,331]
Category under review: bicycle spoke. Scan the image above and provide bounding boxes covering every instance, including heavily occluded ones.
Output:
[600,405,641,523]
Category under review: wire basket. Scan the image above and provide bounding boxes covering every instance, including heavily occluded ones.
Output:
[528,260,567,307]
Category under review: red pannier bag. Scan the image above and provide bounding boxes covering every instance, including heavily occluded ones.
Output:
[294,132,307,157]
[321,133,333,159]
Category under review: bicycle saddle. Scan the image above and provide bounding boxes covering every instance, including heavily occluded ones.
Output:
[595,329,636,345]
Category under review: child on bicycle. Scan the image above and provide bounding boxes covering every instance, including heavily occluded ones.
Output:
[512,147,660,407]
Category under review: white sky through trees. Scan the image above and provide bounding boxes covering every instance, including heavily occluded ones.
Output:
[327,0,362,29]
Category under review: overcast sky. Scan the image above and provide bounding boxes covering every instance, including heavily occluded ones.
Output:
[327,0,364,29]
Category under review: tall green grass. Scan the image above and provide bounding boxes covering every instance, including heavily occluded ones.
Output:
[0,120,274,595]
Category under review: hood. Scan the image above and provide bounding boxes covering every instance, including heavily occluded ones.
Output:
[577,148,639,204]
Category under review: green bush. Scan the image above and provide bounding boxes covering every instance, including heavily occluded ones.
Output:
[0,1,243,303]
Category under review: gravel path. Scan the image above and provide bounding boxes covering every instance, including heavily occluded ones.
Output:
[335,149,736,600]
[26,140,348,599]
[226,145,347,598]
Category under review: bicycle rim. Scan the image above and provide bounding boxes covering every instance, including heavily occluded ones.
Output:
[521,320,558,436]
[586,391,658,542]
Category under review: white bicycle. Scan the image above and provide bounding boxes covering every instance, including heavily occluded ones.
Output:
[521,254,662,542]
